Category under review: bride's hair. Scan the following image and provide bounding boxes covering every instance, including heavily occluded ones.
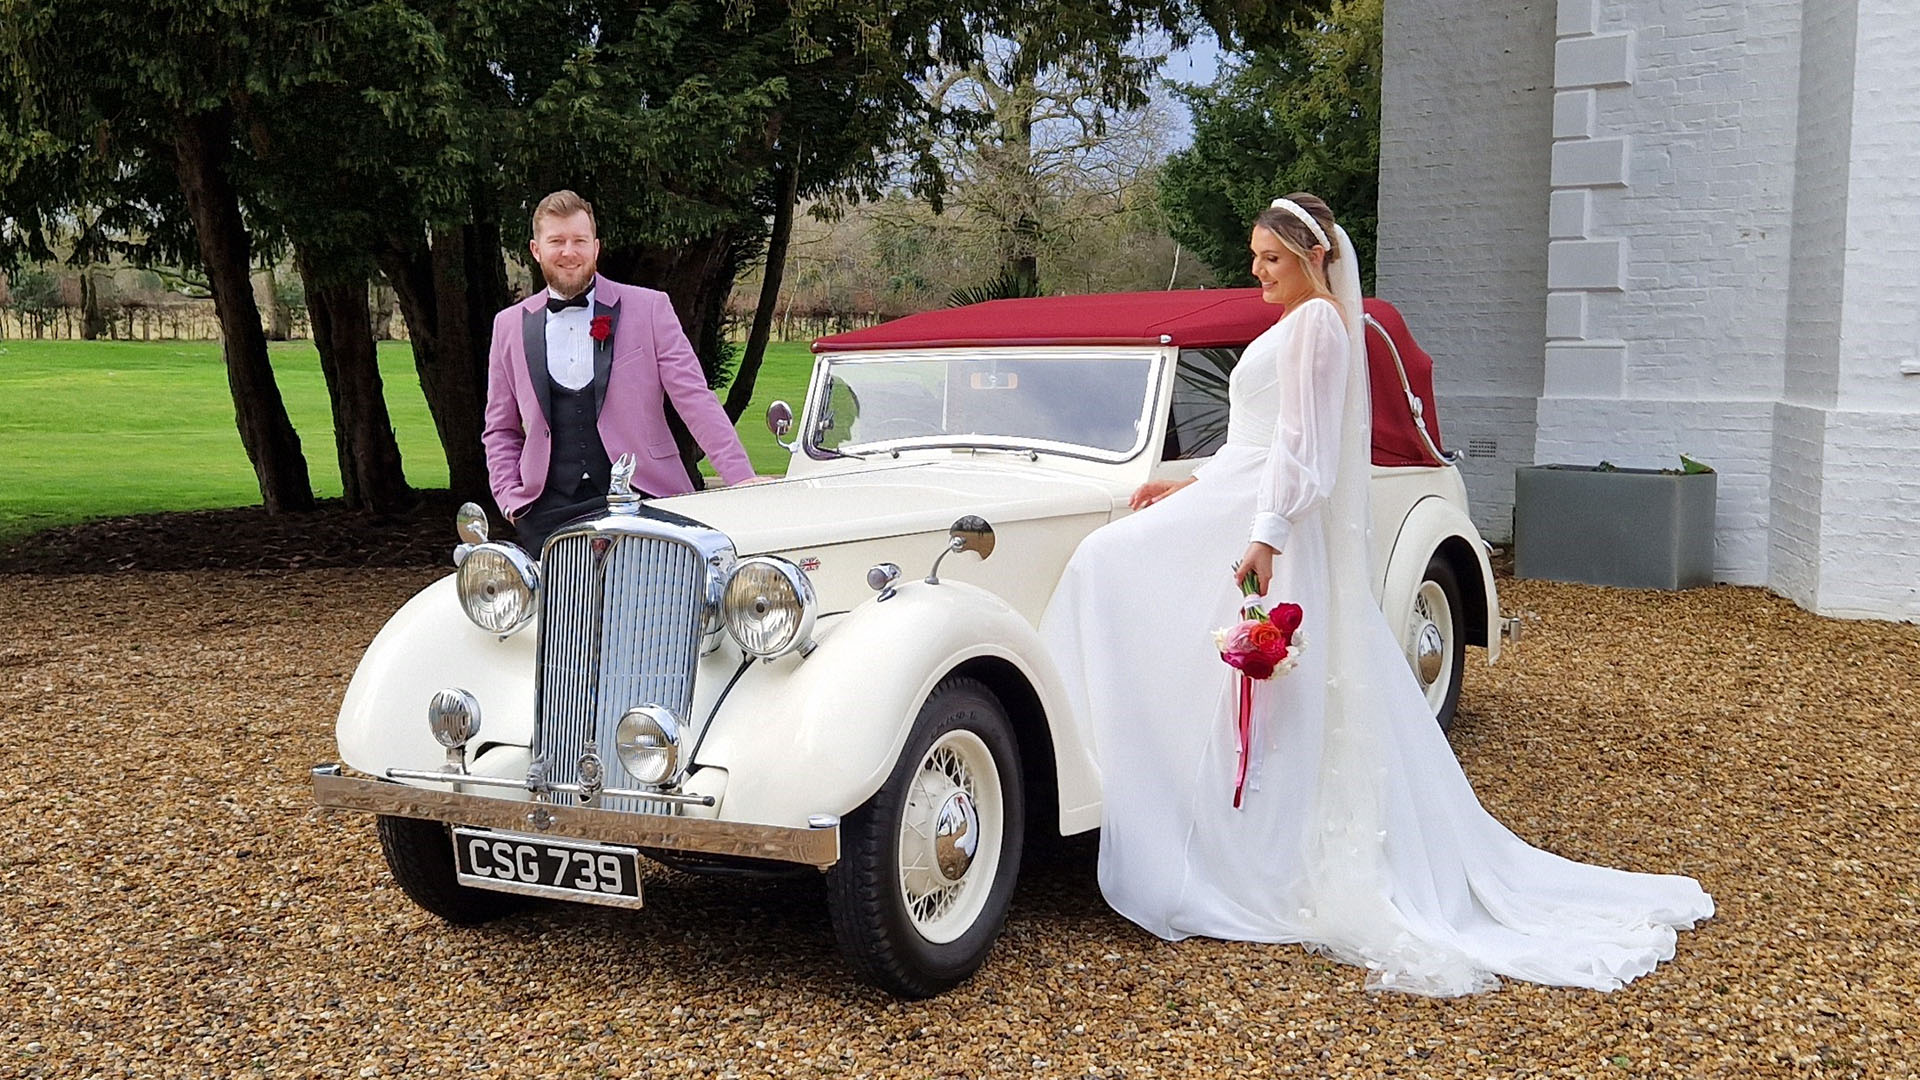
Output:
[1254,192,1339,299]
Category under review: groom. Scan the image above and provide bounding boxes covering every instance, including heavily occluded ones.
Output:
[482,190,757,549]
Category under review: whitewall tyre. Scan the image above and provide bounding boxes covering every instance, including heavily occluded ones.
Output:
[826,676,1025,998]
[1407,556,1467,731]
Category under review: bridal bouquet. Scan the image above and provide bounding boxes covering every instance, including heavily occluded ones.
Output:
[1215,579,1305,808]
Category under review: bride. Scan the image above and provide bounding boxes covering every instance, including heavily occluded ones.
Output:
[1039,193,1712,995]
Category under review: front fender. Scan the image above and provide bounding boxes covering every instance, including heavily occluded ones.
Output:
[336,575,538,777]
[1379,496,1502,664]
[691,578,1098,831]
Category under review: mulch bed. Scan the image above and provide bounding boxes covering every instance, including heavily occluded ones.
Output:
[4,506,1917,1077]
[0,493,479,575]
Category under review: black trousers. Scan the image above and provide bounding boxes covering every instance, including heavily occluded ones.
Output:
[512,489,610,553]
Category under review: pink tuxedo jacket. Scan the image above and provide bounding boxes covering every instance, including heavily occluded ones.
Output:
[482,274,753,518]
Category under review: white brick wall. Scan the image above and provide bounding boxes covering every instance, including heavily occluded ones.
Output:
[1535,397,1775,584]
[1376,0,1556,541]
[1837,1,1920,413]
[1766,403,1825,607]
[1380,0,1920,620]
[1811,409,1920,619]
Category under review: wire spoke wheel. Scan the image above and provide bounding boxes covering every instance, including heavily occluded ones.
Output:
[826,676,1025,997]
[896,731,1002,943]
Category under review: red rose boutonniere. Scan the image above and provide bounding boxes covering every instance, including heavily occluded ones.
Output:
[590,314,612,342]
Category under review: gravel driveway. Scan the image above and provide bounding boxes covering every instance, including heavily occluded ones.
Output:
[3,570,1915,1078]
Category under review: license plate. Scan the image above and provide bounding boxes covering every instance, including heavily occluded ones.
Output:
[452,828,643,908]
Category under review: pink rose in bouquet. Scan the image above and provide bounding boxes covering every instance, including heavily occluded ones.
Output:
[1213,602,1304,680]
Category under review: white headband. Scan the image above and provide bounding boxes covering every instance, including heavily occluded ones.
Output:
[1268,197,1331,251]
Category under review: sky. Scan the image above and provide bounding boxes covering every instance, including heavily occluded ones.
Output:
[1157,30,1226,148]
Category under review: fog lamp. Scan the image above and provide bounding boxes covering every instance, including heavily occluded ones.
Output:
[615,706,681,786]
[427,687,482,749]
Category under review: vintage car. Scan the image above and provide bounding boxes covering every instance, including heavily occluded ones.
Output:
[313,289,1512,998]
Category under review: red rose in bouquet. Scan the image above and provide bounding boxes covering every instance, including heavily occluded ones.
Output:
[1213,585,1306,808]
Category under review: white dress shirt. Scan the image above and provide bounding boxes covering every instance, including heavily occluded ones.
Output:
[544,286,597,391]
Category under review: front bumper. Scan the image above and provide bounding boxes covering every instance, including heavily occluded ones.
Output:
[311,764,841,869]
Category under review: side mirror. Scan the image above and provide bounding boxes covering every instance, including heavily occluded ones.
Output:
[947,515,996,560]
[925,515,995,584]
[454,502,490,544]
[766,400,796,450]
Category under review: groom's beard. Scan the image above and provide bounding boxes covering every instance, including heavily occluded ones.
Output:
[540,258,597,300]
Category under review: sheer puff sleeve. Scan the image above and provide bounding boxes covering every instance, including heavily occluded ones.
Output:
[1250,298,1350,552]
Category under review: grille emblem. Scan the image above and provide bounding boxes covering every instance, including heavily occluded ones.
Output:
[578,750,604,805]
[591,536,614,567]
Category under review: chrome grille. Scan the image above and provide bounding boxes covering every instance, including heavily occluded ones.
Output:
[535,529,708,814]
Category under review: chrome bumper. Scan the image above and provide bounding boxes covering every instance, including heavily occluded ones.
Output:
[311,764,840,869]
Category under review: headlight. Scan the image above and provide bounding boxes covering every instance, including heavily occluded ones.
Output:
[427,687,482,749]
[615,706,681,785]
[722,556,817,658]
[456,543,540,635]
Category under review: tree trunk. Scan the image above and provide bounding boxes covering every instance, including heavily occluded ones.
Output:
[724,153,800,422]
[79,271,105,340]
[171,108,315,513]
[379,216,505,504]
[254,268,292,340]
[370,280,396,340]
[297,253,413,514]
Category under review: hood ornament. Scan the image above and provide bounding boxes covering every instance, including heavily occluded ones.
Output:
[607,453,642,515]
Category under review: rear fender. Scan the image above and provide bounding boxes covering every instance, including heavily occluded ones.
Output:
[1379,496,1502,664]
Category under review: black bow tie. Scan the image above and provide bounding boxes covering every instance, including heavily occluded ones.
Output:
[547,292,589,313]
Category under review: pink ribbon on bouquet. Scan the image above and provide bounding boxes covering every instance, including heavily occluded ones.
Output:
[1233,673,1254,809]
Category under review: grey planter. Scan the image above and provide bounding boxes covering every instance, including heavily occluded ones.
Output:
[1514,465,1717,589]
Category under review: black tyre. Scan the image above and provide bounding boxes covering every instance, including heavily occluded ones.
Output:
[826,676,1025,998]
[375,815,531,925]
[1406,555,1468,731]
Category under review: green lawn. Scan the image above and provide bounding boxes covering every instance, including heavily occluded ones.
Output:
[0,337,818,543]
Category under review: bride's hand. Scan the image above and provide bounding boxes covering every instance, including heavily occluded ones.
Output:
[1128,476,1194,510]
[1234,542,1277,595]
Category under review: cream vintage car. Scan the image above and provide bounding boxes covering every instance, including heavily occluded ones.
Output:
[314,289,1513,998]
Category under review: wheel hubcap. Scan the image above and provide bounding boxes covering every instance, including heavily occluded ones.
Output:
[933,791,979,882]
[1408,581,1454,711]
[898,730,1002,944]
[1415,622,1445,685]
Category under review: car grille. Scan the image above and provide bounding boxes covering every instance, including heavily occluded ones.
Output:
[534,530,708,814]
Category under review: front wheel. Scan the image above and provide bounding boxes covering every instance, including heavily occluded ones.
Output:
[826,676,1025,998]
[376,815,530,925]
[1404,556,1467,731]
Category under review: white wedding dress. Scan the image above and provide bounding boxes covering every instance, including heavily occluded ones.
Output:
[1039,231,1712,996]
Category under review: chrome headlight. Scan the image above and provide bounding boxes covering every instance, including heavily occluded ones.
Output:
[722,556,817,658]
[615,705,681,785]
[427,687,482,749]
[456,543,540,635]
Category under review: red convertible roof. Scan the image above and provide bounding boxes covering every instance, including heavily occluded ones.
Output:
[813,289,1282,351]
[815,290,1450,468]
